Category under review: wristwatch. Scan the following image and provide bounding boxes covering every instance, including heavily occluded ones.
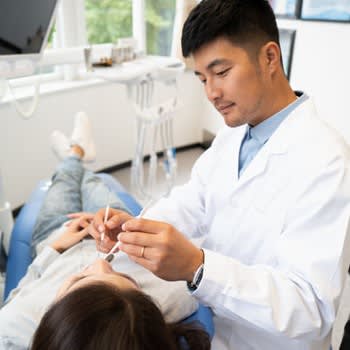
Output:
[187,263,204,291]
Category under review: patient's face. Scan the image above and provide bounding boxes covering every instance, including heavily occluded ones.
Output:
[57,259,139,298]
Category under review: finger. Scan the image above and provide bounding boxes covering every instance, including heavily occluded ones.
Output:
[64,220,73,227]
[79,216,94,228]
[127,254,156,273]
[118,231,159,248]
[69,219,82,230]
[119,243,150,259]
[87,222,101,240]
[77,227,90,239]
[79,220,90,229]
[81,213,94,220]
[106,212,133,230]
[93,208,107,233]
[122,218,168,234]
[66,213,93,228]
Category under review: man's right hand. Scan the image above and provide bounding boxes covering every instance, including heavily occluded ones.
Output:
[88,208,133,253]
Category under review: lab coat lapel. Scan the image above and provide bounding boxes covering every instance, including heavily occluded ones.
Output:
[236,119,290,189]
[231,125,248,182]
[238,98,317,187]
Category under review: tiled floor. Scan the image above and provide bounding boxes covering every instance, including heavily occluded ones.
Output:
[110,146,349,349]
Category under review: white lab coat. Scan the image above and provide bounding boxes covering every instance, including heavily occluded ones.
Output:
[146,98,350,350]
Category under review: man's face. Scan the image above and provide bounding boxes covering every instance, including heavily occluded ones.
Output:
[57,259,139,298]
[193,37,270,127]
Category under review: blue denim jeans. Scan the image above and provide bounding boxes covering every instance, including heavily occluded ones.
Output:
[31,156,127,256]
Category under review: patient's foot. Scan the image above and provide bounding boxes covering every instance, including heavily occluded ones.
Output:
[70,144,84,159]
[51,130,70,160]
[70,111,96,163]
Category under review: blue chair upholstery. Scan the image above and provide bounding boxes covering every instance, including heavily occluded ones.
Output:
[3,173,214,339]
[4,180,50,300]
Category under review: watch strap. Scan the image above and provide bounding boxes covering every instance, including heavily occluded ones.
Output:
[187,263,204,291]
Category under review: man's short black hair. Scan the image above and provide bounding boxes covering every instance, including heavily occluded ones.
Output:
[181,0,280,58]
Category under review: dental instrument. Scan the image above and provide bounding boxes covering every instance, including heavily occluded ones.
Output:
[104,200,155,263]
[98,197,111,259]
[101,203,110,243]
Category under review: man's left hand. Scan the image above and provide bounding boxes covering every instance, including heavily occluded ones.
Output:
[118,218,203,282]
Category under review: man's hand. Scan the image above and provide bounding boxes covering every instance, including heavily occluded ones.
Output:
[118,218,204,282]
[50,213,93,253]
[87,208,133,253]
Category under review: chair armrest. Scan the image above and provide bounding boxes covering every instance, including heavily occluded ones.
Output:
[182,303,215,340]
[4,180,50,300]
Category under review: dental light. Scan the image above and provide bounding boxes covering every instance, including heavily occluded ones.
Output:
[0,0,60,117]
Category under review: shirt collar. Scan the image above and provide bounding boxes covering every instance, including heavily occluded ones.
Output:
[248,92,308,145]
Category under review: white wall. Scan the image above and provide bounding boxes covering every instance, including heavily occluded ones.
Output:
[0,71,205,208]
[285,20,350,142]
[201,19,350,142]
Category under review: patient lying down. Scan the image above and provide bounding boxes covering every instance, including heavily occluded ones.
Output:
[0,215,209,350]
[0,114,209,350]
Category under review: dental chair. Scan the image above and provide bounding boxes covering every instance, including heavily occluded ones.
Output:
[3,174,214,340]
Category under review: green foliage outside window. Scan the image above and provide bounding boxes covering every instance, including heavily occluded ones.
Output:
[46,23,56,49]
[85,0,175,56]
[146,0,175,55]
[86,0,132,45]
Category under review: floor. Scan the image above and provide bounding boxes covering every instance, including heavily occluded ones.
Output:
[110,147,204,207]
[110,147,349,350]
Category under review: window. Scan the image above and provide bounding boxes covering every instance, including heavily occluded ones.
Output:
[46,23,57,49]
[12,0,178,84]
[146,0,175,55]
[85,0,132,44]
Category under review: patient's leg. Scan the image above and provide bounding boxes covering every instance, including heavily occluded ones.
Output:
[32,112,97,253]
[81,171,130,214]
[31,156,85,252]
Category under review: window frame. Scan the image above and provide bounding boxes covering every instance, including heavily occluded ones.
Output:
[9,0,179,87]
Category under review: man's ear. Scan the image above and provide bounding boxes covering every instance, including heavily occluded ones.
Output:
[260,41,281,75]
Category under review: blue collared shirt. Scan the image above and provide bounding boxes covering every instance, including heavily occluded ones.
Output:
[238,93,308,177]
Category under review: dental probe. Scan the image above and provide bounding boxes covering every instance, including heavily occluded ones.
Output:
[98,203,110,259]
[101,204,110,243]
[104,200,155,262]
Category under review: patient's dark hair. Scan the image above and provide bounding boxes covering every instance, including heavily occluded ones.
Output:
[30,282,210,350]
[182,0,280,58]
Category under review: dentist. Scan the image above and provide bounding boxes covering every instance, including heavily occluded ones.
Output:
[90,1,350,349]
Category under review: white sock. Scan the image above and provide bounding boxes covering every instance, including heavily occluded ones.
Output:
[51,130,70,160]
[70,111,96,163]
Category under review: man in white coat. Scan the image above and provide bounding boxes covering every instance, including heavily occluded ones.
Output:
[90,0,350,349]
